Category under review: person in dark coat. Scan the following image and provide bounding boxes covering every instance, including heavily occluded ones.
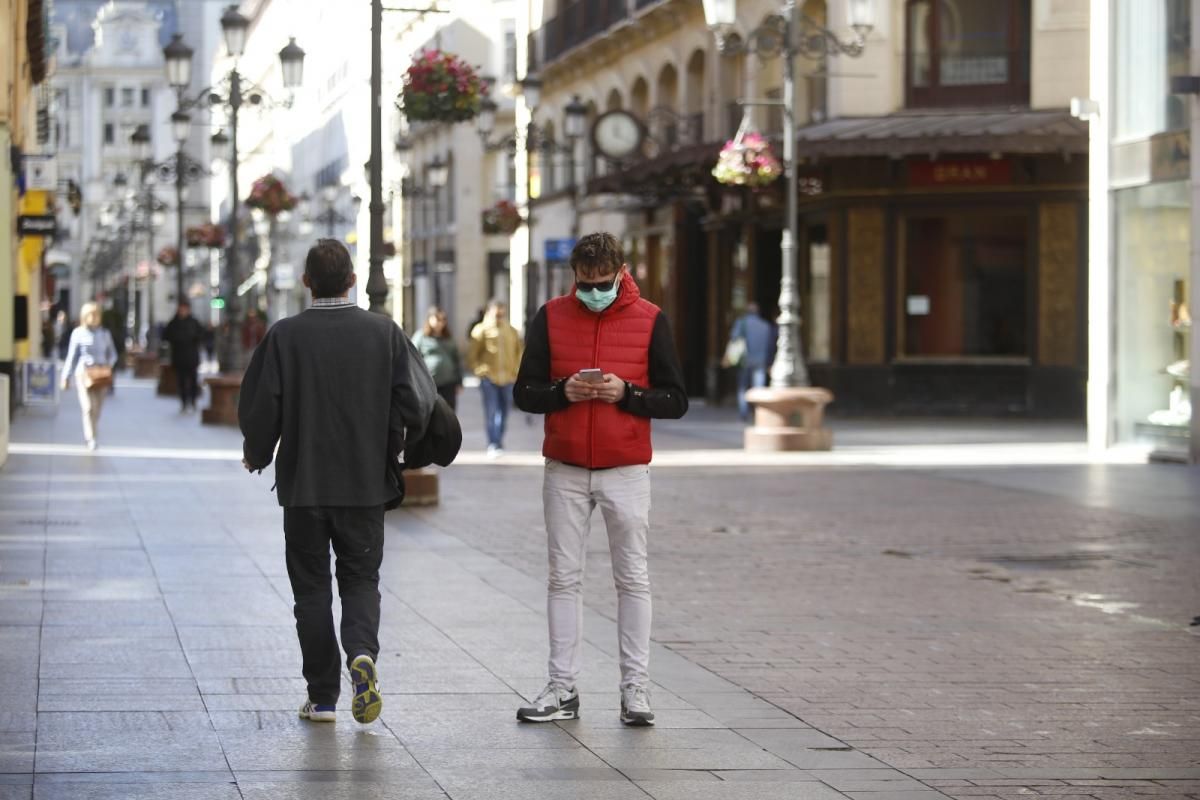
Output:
[163,300,206,412]
[238,238,437,726]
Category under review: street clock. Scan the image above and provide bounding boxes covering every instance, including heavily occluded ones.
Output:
[591,110,644,161]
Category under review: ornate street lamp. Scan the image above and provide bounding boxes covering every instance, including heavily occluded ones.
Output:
[163,34,193,89]
[704,0,874,449]
[279,38,305,89]
[163,17,304,377]
[170,110,191,145]
[427,155,449,189]
[220,5,249,58]
[563,95,588,141]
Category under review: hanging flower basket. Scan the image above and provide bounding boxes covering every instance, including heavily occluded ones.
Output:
[712,115,782,188]
[156,245,179,267]
[246,174,298,216]
[186,222,227,249]
[481,199,522,235]
[401,49,487,123]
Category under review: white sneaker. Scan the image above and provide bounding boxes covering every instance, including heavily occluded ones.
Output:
[85,439,97,451]
[516,682,580,723]
[298,700,336,722]
[486,445,502,459]
[620,684,655,726]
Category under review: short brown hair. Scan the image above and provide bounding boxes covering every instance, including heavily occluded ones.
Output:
[569,232,623,277]
[304,238,354,298]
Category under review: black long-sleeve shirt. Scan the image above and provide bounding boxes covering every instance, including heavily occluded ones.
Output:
[513,305,689,419]
[238,306,436,507]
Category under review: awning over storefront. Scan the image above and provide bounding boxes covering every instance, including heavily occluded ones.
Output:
[795,109,1088,159]
[587,142,721,198]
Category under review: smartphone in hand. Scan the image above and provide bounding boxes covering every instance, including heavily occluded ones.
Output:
[578,368,604,383]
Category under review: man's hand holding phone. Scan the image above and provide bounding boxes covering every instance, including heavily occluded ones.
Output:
[565,368,626,404]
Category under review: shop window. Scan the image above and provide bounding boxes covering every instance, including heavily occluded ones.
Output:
[1113,181,1191,449]
[905,0,1030,108]
[901,211,1029,358]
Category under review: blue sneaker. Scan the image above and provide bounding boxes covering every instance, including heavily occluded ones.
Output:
[349,654,382,724]
[299,700,336,722]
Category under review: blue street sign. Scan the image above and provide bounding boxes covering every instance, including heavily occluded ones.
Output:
[544,238,576,263]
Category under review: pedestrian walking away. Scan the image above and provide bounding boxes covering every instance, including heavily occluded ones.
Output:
[513,232,688,727]
[59,301,118,451]
[163,300,206,412]
[724,302,774,422]
[238,238,437,725]
[468,299,523,457]
[412,306,464,411]
[242,307,267,353]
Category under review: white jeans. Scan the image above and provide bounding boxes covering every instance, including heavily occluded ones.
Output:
[543,459,652,689]
[76,380,105,443]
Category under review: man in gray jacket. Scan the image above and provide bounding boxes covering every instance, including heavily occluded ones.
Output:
[238,238,436,724]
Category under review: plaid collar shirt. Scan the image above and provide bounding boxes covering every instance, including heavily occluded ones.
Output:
[310,297,355,309]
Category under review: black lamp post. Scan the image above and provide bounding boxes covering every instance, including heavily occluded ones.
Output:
[163,7,304,372]
[130,124,160,334]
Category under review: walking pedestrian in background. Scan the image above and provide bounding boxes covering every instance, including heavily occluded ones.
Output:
[468,299,523,457]
[724,302,775,422]
[513,232,688,727]
[163,300,206,413]
[55,310,72,361]
[242,308,267,353]
[238,239,437,726]
[412,306,464,411]
[59,302,118,451]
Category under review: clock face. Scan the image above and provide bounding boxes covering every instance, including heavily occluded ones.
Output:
[592,111,643,160]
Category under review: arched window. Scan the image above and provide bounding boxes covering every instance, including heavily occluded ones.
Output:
[655,62,679,146]
[631,76,650,120]
[685,49,705,142]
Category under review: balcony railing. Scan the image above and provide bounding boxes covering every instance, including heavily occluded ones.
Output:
[540,0,630,65]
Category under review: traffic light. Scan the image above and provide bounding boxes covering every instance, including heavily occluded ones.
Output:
[211,297,226,310]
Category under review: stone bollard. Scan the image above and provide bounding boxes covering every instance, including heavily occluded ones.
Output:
[744,386,834,451]
[201,374,242,426]
[156,363,177,396]
[133,352,160,379]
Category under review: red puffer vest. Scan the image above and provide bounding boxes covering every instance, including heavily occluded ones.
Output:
[543,272,659,468]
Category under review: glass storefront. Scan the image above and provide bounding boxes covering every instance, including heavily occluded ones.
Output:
[1113,182,1191,450]
[1110,0,1192,455]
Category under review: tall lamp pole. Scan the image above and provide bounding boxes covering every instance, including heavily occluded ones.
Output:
[162,9,304,372]
[702,0,873,390]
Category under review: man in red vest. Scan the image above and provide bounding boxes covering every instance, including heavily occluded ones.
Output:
[513,232,688,727]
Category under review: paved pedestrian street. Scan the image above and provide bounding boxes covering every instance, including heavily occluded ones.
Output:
[1,376,1198,800]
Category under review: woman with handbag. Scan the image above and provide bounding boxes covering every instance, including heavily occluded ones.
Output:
[60,301,118,451]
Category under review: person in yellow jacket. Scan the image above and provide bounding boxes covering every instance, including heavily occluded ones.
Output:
[468,299,524,457]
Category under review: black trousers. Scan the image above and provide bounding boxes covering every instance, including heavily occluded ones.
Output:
[282,505,385,705]
[176,363,199,408]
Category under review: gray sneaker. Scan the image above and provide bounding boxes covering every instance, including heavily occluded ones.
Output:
[620,684,655,726]
[517,682,580,723]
